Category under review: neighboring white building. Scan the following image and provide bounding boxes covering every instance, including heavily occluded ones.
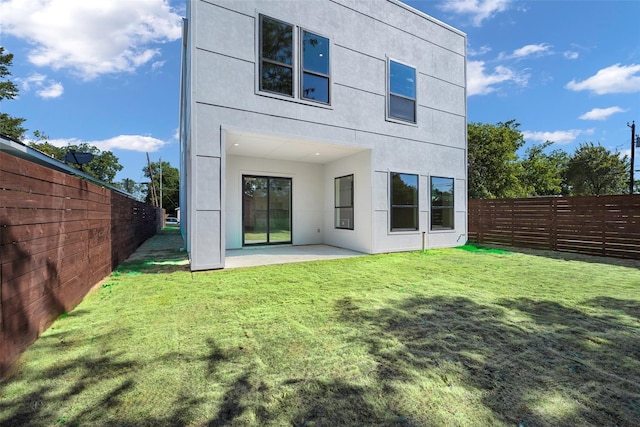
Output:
[179,0,467,271]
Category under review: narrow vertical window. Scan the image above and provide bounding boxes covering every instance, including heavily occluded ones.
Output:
[260,15,293,96]
[388,60,416,123]
[335,174,354,229]
[431,177,454,230]
[391,172,418,231]
[301,30,330,103]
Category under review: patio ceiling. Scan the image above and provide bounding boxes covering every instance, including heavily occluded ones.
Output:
[225,130,368,164]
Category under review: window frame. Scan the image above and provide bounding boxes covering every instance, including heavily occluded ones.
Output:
[300,29,331,105]
[430,176,455,231]
[387,58,417,124]
[258,14,295,98]
[334,174,354,230]
[256,13,332,107]
[390,172,419,232]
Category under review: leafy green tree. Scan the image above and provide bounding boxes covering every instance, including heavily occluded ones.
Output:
[143,160,179,213]
[29,140,123,184]
[564,142,629,195]
[468,120,526,198]
[114,178,146,201]
[519,141,570,196]
[0,46,26,139]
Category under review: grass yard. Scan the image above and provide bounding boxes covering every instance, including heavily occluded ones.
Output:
[1,230,639,426]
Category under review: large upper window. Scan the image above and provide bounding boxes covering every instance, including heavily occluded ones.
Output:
[388,60,416,123]
[390,172,418,231]
[431,177,454,230]
[259,15,330,104]
[302,31,330,103]
[335,174,354,229]
[259,15,293,96]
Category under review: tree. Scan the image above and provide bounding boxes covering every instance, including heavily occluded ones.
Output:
[29,140,123,184]
[114,178,147,201]
[143,160,180,213]
[564,142,629,195]
[519,141,570,196]
[468,120,526,198]
[0,46,26,139]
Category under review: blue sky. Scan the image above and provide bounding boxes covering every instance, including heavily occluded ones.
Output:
[1,0,639,183]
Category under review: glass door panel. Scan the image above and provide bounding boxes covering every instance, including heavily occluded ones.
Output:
[269,178,291,243]
[243,176,292,245]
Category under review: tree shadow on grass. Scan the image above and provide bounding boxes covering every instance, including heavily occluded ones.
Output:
[337,295,640,426]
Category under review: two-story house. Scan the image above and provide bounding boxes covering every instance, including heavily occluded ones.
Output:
[179,0,467,270]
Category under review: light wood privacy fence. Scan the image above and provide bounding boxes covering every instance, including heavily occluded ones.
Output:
[1,151,161,375]
[468,195,640,259]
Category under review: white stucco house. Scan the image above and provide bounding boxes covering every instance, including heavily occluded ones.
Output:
[179,0,467,271]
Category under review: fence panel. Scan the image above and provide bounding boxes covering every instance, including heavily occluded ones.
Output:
[1,151,160,375]
[468,195,640,259]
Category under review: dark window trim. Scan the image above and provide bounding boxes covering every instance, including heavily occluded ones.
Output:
[430,176,455,231]
[259,14,294,97]
[390,172,419,232]
[257,13,333,106]
[300,29,331,105]
[387,58,417,124]
[334,174,354,230]
[242,175,293,246]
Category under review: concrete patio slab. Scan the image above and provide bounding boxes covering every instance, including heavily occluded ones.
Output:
[224,244,366,269]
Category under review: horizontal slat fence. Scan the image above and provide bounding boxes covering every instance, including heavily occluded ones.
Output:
[468,195,640,259]
[1,151,161,375]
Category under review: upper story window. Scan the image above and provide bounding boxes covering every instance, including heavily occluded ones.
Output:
[302,31,330,103]
[388,60,416,123]
[390,172,418,231]
[259,15,293,96]
[259,15,331,105]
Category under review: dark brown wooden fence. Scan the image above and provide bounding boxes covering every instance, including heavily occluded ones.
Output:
[468,195,640,259]
[1,151,161,375]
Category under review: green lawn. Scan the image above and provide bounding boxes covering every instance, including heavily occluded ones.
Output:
[2,233,639,426]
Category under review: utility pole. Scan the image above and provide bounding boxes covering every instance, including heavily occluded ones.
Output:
[146,152,159,207]
[628,121,636,194]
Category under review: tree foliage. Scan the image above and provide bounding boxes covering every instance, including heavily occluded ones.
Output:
[468,121,632,198]
[143,160,180,214]
[29,139,123,184]
[564,142,629,196]
[0,46,26,139]
[468,120,525,198]
[519,141,570,196]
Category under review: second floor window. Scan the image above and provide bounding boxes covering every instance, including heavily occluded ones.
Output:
[260,15,293,96]
[302,31,330,103]
[259,15,331,105]
[388,60,416,123]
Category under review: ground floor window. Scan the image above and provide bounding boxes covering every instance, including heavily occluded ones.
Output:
[390,172,418,231]
[335,174,353,229]
[431,176,454,230]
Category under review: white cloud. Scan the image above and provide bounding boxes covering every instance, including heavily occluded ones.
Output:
[579,106,627,121]
[522,128,595,145]
[439,0,511,26]
[0,0,182,80]
[37,82,64,99]
[468,45,492,57]
[563,51,579,60]
[566,63,640,94]
[467,60,528,96]
[16,73,64,99]
[47,135,167,152]
[512,43,551,58]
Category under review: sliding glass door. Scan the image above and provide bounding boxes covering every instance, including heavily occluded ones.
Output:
[242,176,292,245]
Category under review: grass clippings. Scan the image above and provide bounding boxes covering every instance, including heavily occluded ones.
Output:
[1,231,639,426]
